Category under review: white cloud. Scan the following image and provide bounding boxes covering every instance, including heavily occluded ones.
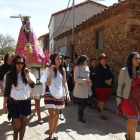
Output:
[0,7,14,18]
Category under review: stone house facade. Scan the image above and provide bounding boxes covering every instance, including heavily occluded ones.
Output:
[54,0,140,87]
[48,0,107,54]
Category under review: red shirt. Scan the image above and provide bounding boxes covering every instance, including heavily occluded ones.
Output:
[73,65,76,84]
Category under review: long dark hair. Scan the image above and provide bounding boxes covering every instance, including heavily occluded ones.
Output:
[51,52,64,77]
[72,53,78,59]
[77,55,88,66]
[4,53,11,65]
[10,55,27,87]
[127,52,139,78]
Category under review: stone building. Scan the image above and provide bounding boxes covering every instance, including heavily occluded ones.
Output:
[54,0,140,87]
[49,0,107,54]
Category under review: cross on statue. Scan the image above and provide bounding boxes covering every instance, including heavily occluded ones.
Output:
[10,14,31,23]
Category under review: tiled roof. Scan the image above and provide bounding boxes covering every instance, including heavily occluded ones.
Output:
[54,0,131,40]
[52,0,108,16]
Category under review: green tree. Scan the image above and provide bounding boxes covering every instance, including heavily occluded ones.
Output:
[3,46,16,54]
[0,34,15,55]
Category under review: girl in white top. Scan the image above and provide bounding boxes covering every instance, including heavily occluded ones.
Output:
[3,55,36,140]
[40,52,70,140]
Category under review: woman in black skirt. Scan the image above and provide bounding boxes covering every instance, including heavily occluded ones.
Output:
[3,55,36,140]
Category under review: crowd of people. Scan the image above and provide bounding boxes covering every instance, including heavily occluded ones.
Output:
[0,51,140,140]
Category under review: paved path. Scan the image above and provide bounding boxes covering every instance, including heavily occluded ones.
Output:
[0,95,140,140]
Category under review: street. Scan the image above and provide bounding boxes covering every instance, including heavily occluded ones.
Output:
[0,95,140,140]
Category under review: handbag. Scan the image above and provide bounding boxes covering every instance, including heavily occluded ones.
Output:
[116,96,122,116]
[116,104,122,116]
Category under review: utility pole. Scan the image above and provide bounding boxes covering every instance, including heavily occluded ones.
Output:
[71,0,75,56]
[72,0,75,42]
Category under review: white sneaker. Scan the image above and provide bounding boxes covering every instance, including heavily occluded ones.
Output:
[59,114,65,120]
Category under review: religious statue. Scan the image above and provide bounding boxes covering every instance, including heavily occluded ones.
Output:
[22,16,31,42]
[11,14,50,68]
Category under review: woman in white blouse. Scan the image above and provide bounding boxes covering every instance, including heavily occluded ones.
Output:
[41,52,70,140]
[3,55,36,140]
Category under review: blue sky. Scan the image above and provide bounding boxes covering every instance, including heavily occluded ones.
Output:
[0,0,118,41]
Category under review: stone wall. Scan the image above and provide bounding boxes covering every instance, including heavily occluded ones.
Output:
[66,3,140,87]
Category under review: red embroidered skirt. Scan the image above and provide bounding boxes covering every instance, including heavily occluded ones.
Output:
[96,87,110,102]
[120,98,138,119]
[121,86,140,119]
[44,92,65,109]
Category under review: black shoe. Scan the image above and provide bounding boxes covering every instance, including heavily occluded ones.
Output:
[49,138,54,140]
[54,137,58,140]
[78,118,86,123]
[100,115,107,120]
[125,134,130,140]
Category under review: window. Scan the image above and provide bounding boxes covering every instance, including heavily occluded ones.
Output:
[95,27,104,50]
[59,46,66,55]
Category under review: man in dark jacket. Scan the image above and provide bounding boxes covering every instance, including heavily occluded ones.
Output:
[63,55,73,98]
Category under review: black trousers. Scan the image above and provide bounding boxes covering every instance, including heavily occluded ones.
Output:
[67,80,74,91]
[78,102,88,118]
[91,85,96,98]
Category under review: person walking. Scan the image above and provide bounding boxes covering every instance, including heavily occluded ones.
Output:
[40,52,70,140]
[0,53,13,121]
[63,55,73,98]
[71,53,78,65]
[117,52,140,140]
[73,55,92,123]
[72,61,77,104]
[30,68,44,124]
[3,55,36,140]
[89,58,97,98]
[0,53,12,95]
[95,53,113,120]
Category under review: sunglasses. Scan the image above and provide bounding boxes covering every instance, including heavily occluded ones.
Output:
[7,59,12,61]
[16,62,25,65]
